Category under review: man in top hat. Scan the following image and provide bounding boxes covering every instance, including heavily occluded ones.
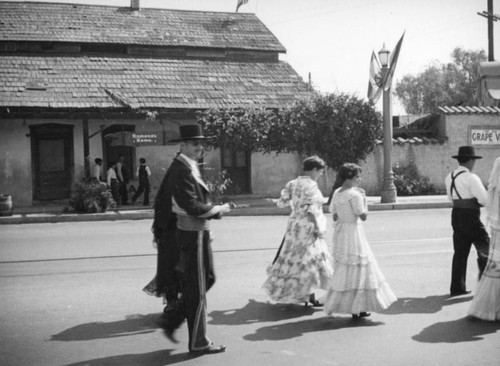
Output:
[444,146,489,296]
[160,124,231,355]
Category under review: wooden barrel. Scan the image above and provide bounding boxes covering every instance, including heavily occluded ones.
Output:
[0,194,13,216]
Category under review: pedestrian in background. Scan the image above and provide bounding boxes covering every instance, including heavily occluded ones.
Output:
[468,156,500,321]
[263,155,333,307]
[116,154,129,205]
[93,158,105,185]
[106,161,119,205]
[132,157,151,206]
[324,163,396,319]
[444,146,489,297]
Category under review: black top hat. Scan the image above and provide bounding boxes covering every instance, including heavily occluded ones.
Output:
[170,124,207,142]
[452,146,482,159]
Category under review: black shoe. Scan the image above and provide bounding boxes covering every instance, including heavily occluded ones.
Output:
[306,293,323,307]
[163,303,176,314]
[157,316,180,344]
[163,327,179,344]
[450,290,471,297]
[189,344,226,355]
[352,312,371,319]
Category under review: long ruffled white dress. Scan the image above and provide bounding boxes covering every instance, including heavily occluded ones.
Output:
[324,187,397,315]
[468,157,500,321]
[262,176,334,304]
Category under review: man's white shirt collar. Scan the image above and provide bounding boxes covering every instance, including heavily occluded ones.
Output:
[178,153,208,191]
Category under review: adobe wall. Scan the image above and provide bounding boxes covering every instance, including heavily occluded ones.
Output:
[0,118,33,205]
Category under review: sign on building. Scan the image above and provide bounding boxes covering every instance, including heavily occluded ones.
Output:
[132,131,162,146]
[469,126,500,146]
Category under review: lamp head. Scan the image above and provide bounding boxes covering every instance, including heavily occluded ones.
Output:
[378,43,390,67]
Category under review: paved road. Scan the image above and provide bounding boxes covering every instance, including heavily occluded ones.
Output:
[1,209,499,366]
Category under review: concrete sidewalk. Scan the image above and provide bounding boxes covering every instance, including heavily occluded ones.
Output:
[0,195,451,225]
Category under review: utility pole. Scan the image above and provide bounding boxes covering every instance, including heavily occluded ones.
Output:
[478,0,499,61]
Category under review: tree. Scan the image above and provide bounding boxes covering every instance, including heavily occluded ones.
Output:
[196,92,382,172]
[395,47,487,114]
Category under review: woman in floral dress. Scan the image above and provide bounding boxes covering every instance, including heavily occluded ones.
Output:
[468,157,500,321]
[324,163,396,318]
[263,156,333,306]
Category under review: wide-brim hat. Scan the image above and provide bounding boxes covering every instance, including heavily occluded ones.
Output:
[452,146,482,159]
[169,124,210,143]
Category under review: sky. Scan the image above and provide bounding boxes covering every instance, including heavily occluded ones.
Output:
[4,0,498,114]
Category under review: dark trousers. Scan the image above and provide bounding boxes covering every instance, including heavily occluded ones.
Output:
[132,180,150,205]
[156,228,181,303]
[450,208,490,293]
[165,229,215,351]
[109,179,119,205]
[119,181,128,205]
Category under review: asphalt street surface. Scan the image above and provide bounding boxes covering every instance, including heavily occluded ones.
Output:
[1,209,499,366]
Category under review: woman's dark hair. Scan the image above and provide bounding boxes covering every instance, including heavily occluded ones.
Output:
[303,155,326,171]
[337,163,362,182]
[94,158,102,164]
[139,158,146,164]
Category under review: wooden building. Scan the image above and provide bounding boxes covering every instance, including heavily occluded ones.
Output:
[0,1,312,206]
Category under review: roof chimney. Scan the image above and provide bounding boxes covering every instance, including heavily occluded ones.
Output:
[131,0,140,10]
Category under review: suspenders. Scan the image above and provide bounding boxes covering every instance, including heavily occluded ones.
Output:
[450,171,466,199]
[451,171,480,209]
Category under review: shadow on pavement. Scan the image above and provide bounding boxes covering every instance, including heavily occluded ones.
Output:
[208,299,315,325]
[412,316,500,343]
[51,313,162,341]
[382,294,473,314]
[244,316,384,341]
[63,349,195,366]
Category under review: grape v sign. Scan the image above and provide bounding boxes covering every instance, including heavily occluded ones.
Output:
[469,126,500,146]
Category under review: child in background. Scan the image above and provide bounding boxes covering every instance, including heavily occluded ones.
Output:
[324,163,397,318]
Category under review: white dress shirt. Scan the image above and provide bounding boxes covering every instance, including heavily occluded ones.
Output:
[107,167,117,186]
[178,153,202,180]
[445,166,487,206]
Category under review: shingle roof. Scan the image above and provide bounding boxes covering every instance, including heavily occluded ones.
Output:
[0,1,286,52]
[438,106,500,114]
[0,55,311,109]
[375,137,446,145]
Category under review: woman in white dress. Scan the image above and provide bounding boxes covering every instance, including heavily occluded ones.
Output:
[468,157,500,321]
[324,163,397,318]
[263,156,333,306]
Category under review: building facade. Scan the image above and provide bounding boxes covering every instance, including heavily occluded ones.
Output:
[0,1,312,207]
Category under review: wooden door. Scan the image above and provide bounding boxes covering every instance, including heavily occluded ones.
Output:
[220,144,250,194]
[30,124,74,201]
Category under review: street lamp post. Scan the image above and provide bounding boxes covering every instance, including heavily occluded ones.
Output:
[378,44,397,203]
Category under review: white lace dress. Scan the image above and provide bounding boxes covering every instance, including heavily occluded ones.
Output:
[324,187,397,315]
[262,176,334,304]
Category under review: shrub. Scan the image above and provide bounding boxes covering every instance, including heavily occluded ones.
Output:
[67,178,115,213]
[203,168,233,204]
[393,164,437,196]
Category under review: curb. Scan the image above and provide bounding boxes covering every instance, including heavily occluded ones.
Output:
[0,200,451,224]
[367,201,452,211]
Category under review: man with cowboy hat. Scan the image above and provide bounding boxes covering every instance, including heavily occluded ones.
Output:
[159,124,231,355]
[445,146,489,296]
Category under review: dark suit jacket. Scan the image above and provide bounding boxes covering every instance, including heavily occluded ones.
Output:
[170,154,221,220]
